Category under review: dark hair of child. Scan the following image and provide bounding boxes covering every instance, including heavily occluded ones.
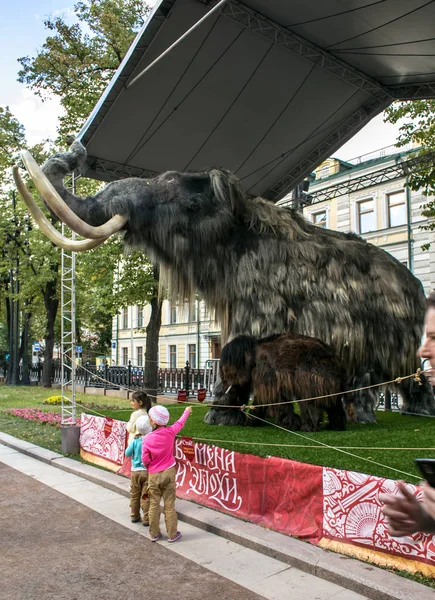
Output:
[132,390,152,412]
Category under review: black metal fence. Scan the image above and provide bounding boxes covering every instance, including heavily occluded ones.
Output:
[0,361,400,407]
[1,359,220,397]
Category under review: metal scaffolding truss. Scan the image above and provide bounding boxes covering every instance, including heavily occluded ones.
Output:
[85,157,158,182]
[308,151,435,205]
[264,100,390,200]
[61,176,77,426]
[390,83,435,101]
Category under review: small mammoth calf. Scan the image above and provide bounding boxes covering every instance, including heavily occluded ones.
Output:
[219,333,350,432]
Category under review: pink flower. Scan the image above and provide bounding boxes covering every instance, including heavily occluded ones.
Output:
[7,408,62,427]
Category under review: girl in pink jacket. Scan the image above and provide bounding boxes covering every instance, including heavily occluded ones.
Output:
[142,405,191,542]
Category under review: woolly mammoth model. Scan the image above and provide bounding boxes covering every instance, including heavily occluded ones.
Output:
[213,333,349,432]
[13,141,434,424]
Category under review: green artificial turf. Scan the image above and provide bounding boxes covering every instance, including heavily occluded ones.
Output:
[1,385,434,481]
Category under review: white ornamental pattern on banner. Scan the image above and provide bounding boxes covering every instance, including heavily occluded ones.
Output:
[323,468,435,564]
[175,440,243,512]
[80,413,127,465]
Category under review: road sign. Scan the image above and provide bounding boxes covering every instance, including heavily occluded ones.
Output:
[112,342,116,348]
[34,343,40,351]
[76,346,82,354]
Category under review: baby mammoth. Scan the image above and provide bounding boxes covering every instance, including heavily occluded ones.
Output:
[219,333,350,432]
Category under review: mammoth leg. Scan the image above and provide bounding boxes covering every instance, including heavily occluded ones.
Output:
[349,373,377,423]
[325,397,347,431]
[247,404,269,427]
[343,392,356,423]
[398,374,435,416]
[277,401,301,431]
[299,401,320,432]
[203,380,249,426]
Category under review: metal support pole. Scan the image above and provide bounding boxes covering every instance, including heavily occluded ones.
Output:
[196,299,200,374]
[405,177,413,273]
[8,269,17,385]
[61,172,77,429]
[126,0,228,89]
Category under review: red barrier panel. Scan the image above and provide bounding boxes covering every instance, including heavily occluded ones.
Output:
[80,413,127,469]
[79,414,435,575]
[322,468,435,572]
[175,437,323,543]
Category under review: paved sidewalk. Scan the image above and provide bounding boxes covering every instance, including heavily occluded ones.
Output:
[0,432,433,600]
[1,460,263,600]
[0,442,366,600]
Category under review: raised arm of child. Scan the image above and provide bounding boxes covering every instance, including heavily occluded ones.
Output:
[167,406,192,436]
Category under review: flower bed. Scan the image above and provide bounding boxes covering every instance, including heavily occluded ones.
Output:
[7,409,62,427]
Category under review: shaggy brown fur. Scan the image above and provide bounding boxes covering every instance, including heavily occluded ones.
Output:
[23,141,434,425]
[218,333,348,432]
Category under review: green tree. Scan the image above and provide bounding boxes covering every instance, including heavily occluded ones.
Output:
[18,0,149,142]
[0,107,63,385]
[16,1,163,394]
[385,100,435,235]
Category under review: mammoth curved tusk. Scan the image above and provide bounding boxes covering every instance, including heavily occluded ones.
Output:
[12,166,107,252]
[21,150,128,239]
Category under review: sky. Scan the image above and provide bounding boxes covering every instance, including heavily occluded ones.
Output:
[0,1,401,160]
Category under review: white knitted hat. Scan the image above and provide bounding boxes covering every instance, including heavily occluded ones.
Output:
[135,415,152,435]
[148,405,170,426]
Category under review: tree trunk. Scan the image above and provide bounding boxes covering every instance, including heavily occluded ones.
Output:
[144,267,162,402]
[5,292,13,384]
[43,267,59,387]
[19,305,32,385]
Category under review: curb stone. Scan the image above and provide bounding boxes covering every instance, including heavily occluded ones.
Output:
[0,431,433,600]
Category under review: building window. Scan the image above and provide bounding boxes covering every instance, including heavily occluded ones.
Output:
[212,340,221,359]
[387,190,406,228]
[122,347,128,366]
[169,304,177,324]
[137,306,143,328]
[169,345,177,368]
[188,302,197,322]
[188,344,196,368]
[203,304,209,320]
[122,308,128,329]
[137,346,143,367]
[357,199,375,233]
[311,210,327,228]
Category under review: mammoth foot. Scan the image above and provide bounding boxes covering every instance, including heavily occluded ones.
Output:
[401,406,431,417]
[204,407,248,426]
[301,422,320,433]
[352,407,377,424]
[325,422,346,431]
[278,412,302,431]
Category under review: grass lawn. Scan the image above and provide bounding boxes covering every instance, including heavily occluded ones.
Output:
[1,384,434,482]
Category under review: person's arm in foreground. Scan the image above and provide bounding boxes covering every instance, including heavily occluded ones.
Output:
[379,481,435,536]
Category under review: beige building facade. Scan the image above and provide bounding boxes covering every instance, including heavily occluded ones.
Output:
[111,300,221,369]
[279,147,435,294]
